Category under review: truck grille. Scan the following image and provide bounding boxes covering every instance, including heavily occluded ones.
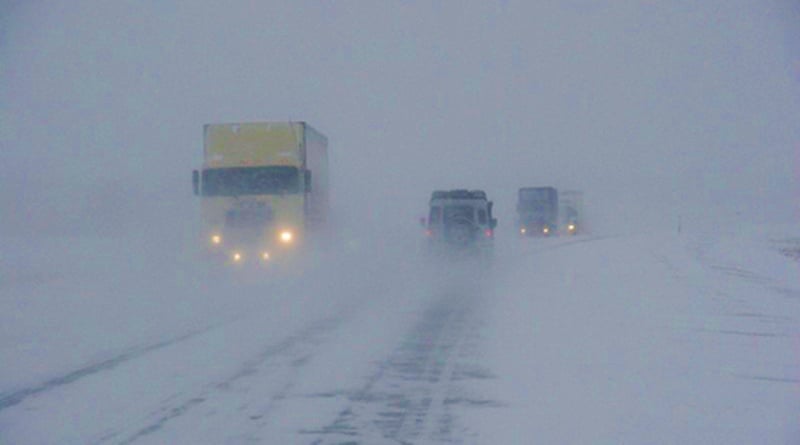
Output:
[225,202,272,229]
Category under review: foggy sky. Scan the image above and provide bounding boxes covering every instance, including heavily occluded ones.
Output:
[2,1,799,236]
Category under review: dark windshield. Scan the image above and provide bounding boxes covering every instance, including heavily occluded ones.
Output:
[202,166,300,196]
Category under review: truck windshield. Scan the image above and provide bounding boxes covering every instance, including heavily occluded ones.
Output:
[202,166,300,196]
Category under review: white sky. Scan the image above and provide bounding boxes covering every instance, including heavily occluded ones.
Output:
[2,1,799,235]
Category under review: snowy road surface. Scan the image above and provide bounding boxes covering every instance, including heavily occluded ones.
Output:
[1,225,799,443]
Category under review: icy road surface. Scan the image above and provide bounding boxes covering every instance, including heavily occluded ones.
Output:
[1,225,799,443]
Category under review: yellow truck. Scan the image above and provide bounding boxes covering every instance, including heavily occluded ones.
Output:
[192,122,328,264]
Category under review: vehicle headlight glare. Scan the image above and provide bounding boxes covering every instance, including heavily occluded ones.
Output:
[280,230,293,243]
[211,234,222,245]
[232,252,243,262]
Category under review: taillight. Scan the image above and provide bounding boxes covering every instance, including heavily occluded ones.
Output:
[425,229,433,237]
[484,229,493,237]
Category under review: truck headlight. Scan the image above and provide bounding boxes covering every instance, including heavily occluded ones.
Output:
[279,230,294,243]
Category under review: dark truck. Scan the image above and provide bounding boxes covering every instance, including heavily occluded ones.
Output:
[517,187,558,237]
[424,190,497,255]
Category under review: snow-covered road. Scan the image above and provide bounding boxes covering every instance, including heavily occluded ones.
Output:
[1,225,799,443]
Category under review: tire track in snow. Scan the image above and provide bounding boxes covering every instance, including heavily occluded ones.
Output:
[0,323,222,412]
[307,291,489,444]
[113,312,348,445]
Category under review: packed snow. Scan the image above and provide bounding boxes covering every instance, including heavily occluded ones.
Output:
[1,223,798,443]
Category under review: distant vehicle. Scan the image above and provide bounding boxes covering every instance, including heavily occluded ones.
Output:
[559,190,583,235]
[517,187,558,237]
[192,121,328,264]
[424,190,497,256]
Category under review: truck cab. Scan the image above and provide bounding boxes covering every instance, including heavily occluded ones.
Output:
[517,187,558,237]
[425,190,497,255]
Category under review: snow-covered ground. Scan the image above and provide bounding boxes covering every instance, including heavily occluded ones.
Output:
[1,223,799,443]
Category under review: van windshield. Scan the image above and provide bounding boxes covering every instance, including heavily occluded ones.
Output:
[202,166,300,196]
